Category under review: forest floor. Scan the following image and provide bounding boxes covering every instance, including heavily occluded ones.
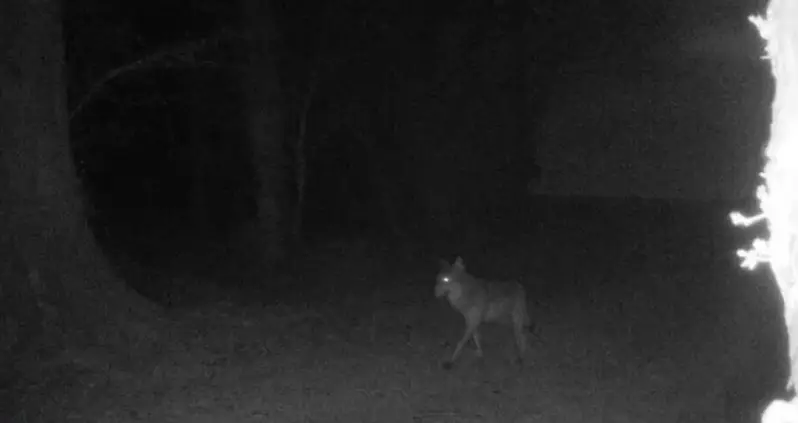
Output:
[4,199,788,423]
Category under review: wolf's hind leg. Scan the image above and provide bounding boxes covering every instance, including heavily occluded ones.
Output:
[472,328,483,358]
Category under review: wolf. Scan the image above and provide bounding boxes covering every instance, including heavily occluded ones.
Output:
[435,256,535,369]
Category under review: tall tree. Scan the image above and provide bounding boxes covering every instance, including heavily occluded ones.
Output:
[239,0,286,261]
[0,0,152,361]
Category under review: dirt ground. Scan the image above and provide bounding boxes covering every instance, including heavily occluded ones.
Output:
[4,199,789,423]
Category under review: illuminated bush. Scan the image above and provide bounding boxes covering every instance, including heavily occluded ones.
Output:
[731,0,798,421]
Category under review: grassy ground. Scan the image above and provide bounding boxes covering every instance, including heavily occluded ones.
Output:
[4,199,789,422]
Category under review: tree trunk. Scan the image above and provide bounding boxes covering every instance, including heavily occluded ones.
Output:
[183,76,213,234]
[240,0,286,262]
[291,74,317,242]
[375,68,407,239]
[0,0,153,361]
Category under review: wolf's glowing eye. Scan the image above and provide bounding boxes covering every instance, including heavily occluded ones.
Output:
[442,277,450,283]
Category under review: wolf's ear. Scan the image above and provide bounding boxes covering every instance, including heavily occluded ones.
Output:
[454,256,465,269]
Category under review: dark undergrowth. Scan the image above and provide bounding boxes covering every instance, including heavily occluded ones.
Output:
[3,197,789,423]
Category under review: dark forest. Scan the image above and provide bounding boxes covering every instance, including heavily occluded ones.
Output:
[1,0,788,421]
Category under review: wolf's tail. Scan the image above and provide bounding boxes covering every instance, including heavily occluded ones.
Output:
[525,313,542,340]
[527,322,543,341]
[522,301,533,329]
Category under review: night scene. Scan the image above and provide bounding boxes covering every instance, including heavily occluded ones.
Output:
[1,0,795,421]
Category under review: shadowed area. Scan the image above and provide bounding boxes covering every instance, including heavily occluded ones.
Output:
[2,0,785,421]
[10,198,788,422]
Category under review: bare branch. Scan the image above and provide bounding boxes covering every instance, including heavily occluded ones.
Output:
[68,29,245,122]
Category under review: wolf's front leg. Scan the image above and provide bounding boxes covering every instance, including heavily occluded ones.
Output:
[443,326,476,370]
